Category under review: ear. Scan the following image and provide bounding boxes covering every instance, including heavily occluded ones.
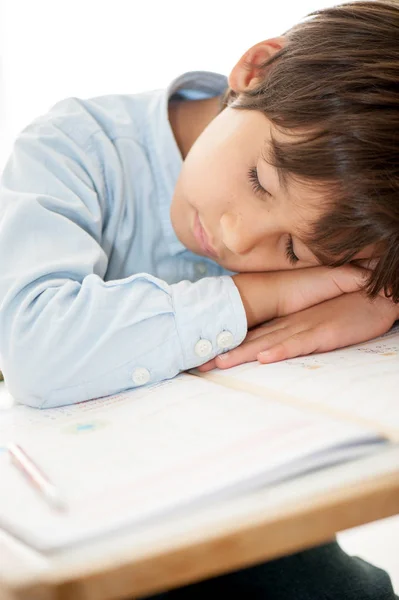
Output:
[228,37,285,93]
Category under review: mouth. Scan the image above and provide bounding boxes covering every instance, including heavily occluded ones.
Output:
[193,212,219,259]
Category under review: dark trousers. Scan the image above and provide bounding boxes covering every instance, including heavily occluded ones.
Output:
[144,541,397,599]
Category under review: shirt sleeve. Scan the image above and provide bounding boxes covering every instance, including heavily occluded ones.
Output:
[0,109,247,409]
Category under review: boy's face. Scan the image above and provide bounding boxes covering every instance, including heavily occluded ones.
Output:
[170,38,374,274]
[171,101,326,273]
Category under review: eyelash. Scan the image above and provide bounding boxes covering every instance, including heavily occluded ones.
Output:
[285,235,299,265]
[248,166,298,264]
[247,166,271,197]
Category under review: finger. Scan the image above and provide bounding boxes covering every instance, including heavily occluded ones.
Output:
[244,319,287,343]
[277,265,370,317]
[378,286,395,300]
[257,328,321,364]
[200,322,295,371]
[214,326,301,369]
[353,258,378,271]
[329,264,370,294]
[197,359,217,372]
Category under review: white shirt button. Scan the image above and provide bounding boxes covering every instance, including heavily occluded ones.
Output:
[194,338,213,358]
[132,367,150,386]
[195,262,208,276]
[216,330,234,349]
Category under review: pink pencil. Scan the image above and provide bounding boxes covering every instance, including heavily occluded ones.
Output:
[8,443,67,512]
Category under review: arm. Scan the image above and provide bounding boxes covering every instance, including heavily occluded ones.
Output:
[0,103,369,409]
[199,291,399,372]
[231,266,368,329]
[0,107,247,409]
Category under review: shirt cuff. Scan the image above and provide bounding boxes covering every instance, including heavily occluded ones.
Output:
[171,275,247,371]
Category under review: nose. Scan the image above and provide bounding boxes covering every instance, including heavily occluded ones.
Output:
[220,211,273,255]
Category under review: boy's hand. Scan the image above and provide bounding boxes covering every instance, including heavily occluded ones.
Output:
[231,264,368,329]
[198,292,399,372]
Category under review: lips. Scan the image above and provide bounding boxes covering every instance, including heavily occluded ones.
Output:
[193,213,219,258]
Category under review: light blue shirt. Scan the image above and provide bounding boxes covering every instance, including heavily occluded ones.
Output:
[0,71,247,408]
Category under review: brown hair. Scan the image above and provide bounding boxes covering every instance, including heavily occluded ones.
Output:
[222,1,399,300]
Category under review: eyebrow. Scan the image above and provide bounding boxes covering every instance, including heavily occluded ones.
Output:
[299,234,358,267]
[260,143,290,195]
[259,141,347,265]
[276,165,290,195]
[292,217,339,266]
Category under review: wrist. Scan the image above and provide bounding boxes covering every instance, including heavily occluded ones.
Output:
[232,273,278,328]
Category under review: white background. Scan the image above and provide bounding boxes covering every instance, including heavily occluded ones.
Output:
[1,0,351,169]
[0,0,398,588]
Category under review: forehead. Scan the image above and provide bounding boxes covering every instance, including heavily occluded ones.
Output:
[258,122,327,200]
[257,125,381,265]
[259,149,328,228]
[258,155,378,263]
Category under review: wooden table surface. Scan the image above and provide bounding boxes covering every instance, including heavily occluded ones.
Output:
[0,443,398,600]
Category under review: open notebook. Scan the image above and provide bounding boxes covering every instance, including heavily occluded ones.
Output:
[0,325,398,552]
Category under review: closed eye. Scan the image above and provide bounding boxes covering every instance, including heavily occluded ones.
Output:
[285,235,299,265]
[247,166,271,198]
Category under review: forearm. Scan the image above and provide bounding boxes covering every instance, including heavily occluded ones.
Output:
[232,273,280,328]
[232,265,368,329]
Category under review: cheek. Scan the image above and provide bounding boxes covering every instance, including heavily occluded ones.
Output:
[180,159,222,212]
[183,133,238,200]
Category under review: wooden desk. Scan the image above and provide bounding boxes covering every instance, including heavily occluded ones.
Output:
[0,442,398,600]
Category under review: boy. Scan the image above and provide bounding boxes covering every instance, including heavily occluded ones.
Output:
[0,1,398,597]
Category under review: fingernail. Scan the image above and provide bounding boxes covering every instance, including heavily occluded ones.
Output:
[217,352,230,361]
[258,350,271,358]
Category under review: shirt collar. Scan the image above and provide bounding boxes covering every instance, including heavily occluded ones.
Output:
[151,71,228,256]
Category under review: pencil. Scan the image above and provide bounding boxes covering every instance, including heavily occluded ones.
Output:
[8,443,67,512]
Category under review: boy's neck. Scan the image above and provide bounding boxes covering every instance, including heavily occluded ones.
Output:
[168,95,222,159]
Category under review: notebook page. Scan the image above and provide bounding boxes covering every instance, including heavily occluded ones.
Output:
[198,326,399,439]
[0,374,384,551]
